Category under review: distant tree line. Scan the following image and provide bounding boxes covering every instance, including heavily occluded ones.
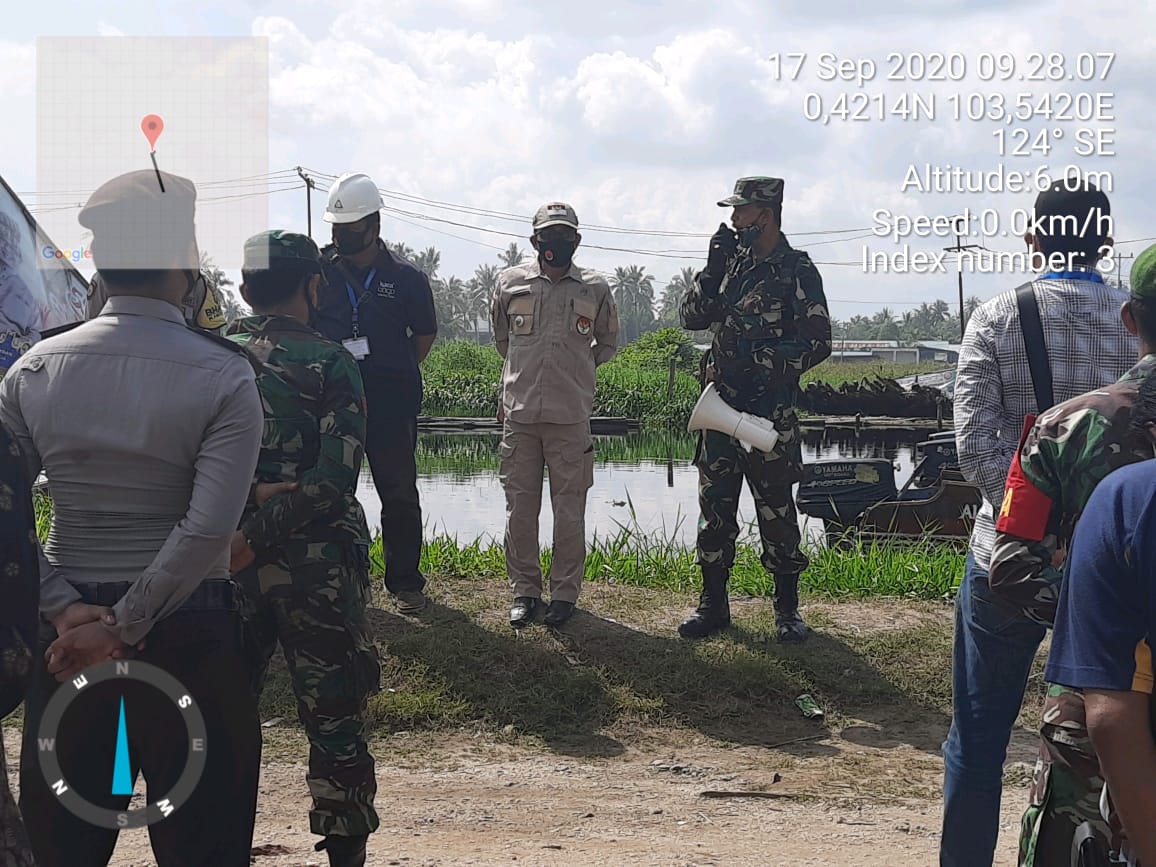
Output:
[832,298,984,345]
[201,245,996,346]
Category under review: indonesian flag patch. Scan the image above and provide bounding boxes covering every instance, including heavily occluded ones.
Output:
[996,414,1054,542]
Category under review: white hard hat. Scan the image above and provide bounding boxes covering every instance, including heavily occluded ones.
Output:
[323,172,383,224]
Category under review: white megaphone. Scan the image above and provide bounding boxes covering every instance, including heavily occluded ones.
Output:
[687,383,780,453]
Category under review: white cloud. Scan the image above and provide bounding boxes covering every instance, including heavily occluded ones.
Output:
[3,3,1154,311]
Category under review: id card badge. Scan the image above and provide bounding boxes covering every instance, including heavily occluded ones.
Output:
[343,337,370,360]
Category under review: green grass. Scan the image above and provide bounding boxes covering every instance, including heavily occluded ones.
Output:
[34,490,961,602]
[283,574,972,757]
[368,522,964,602]
[420,334,950,426]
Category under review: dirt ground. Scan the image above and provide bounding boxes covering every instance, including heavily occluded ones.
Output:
[6,594,1044,866]
[79,730,1034,867]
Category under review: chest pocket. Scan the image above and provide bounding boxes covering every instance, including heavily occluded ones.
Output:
[571,298,598,340]
[507,294,536,336]
[739,280,793,325]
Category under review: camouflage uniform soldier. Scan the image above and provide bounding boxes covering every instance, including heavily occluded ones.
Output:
[989,243,1156,865]
[227,231,382,867]
[679,177,832,642]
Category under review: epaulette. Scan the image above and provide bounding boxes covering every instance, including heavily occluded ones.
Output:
[39,320,86,340]
[188,326,264,375]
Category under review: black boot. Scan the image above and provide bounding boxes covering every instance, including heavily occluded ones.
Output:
[315,834,368,867]
[678,567,731,638]
[774,572,809,643]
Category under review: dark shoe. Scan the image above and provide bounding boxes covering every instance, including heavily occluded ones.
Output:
[392,589,427,615]
[775,609,810,643]
[678,568,731,639]
[315,834,367,867]
[510,596,540,628]
[544,600,575,627]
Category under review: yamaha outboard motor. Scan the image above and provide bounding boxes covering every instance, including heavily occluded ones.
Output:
[796,459,897,527]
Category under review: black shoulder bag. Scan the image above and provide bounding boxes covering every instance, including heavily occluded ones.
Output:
[1015,282,1055,414]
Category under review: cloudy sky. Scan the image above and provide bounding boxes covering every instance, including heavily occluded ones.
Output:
[4,0,1155,325]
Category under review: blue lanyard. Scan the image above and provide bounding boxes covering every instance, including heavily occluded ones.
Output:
[345,268,377,337]
[1042,270,1104,283]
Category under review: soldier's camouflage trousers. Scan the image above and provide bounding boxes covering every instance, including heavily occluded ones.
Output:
[236,539,383,839]
[694,414,809,577]
[1019,684,1120,866]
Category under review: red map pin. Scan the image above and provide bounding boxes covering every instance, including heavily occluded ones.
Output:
[141,114,164,150]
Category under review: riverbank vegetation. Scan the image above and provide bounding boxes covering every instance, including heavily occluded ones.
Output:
[422,330,949,425]
[383,524,963,602]
[34,491,960,601]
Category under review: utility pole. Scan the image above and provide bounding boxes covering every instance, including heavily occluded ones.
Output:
[296,166,314,239]
[943,215,984,341]
[1114,251,1134,290]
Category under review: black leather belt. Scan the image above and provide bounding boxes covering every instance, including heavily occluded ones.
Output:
[68,579,238,612]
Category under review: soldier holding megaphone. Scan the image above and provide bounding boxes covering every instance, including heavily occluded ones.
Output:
[679,177,832,643]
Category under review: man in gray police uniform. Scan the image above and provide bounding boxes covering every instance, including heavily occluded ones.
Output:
[0,170,265,867]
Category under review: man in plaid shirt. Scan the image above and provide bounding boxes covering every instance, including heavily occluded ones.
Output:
[941,180,1135,867]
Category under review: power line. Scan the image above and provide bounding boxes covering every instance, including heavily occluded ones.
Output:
[303,166,871,240]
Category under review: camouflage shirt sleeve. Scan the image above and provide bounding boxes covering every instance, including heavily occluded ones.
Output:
[679,269,727,332]
[240,349,367,554]
[745,254,832,377]
[988,423,1067,627]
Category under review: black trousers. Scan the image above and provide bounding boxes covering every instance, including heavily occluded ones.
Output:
[364,412,425,594]
[19,608,261,867]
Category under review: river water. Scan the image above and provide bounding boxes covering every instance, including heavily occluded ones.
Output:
[355,428,936,547]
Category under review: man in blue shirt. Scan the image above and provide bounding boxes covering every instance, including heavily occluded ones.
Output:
[313,172,438,616]
[1049,396,1156,865]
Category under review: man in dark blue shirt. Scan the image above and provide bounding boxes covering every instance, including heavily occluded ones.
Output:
[1049,426,1156,866]
[313,172,438,615]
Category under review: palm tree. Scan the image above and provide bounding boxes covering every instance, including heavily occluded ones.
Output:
[387,241,416,262]
[845,314,872,339]
[611,264,657,343]
[467,263,500,342]
[871,307,899,340]
[200,252,247,323]
[499,243,526,268]
[412,247,441,282]
[657,266,695,326]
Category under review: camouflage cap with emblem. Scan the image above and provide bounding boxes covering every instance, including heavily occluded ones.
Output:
[78,169,200,271]
[718,177,784,208]
[242,230,323,273]
[532,202,579,232]
[1130,243,1156,301]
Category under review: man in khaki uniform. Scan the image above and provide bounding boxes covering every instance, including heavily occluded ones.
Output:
[491,202,619,628]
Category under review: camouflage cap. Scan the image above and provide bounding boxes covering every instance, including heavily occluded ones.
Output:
[1131,243,1156,300]
[718,177,784,208]
[532,202,579,231]
[78,169,199,270]
[242,230,322,272]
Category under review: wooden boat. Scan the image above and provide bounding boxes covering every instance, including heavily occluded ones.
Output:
[795,431,980,545]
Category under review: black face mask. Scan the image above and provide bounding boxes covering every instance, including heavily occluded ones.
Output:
[333,225,374,256]
[539,238,577,270]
